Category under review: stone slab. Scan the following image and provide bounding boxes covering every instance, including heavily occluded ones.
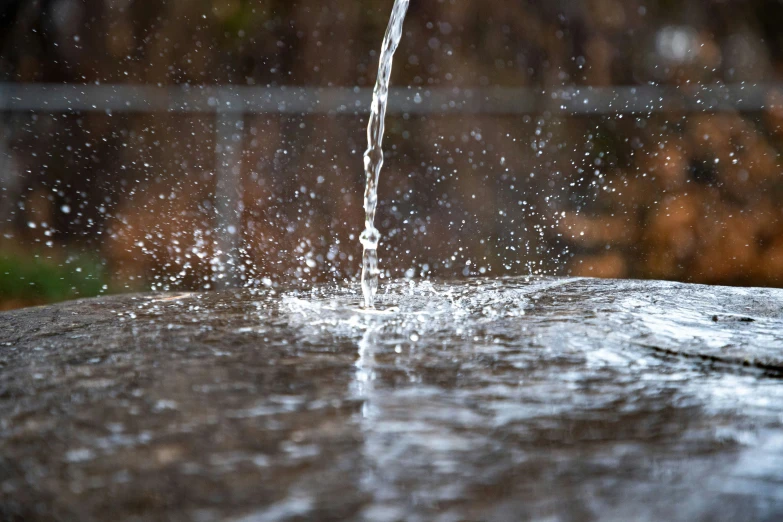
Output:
[1,277,782,521]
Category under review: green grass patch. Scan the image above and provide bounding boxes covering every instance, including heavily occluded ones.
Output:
[0,253,107,304]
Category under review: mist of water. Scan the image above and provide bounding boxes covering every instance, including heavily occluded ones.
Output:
[360,0,410,309]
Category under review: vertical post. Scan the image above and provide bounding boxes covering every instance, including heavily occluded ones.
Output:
[213,90,245,288]
[0,83,10,226]
[0,113,18,228]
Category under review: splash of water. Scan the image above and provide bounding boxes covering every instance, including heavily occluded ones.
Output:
[360,0,410,309]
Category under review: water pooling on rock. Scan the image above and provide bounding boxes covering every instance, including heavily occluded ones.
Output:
[1,277,783,520]
[360,0,410,309]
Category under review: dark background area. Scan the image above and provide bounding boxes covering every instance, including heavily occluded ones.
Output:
[2,0,783,309]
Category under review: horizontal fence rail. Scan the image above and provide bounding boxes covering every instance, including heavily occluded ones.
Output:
[0,82,777,115]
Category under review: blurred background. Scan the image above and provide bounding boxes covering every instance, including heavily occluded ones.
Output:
[1,0,783,310]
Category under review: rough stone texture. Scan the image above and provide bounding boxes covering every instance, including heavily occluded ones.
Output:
[1,276,782,521]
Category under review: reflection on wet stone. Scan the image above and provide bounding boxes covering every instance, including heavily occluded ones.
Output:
[1,277,783,521]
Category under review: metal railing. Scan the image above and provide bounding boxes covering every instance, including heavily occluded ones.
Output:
[0,82,775,115]
[1,81,776,285]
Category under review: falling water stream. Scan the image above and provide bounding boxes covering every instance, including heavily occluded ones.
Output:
[360,0,410,309]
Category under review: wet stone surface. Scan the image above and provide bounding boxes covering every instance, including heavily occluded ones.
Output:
[1,276,783,521]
